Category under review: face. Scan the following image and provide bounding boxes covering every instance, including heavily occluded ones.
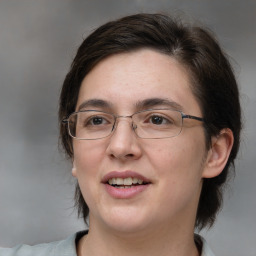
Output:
[72,49,209,234]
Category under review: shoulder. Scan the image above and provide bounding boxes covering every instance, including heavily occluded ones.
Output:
[0,233,80,256]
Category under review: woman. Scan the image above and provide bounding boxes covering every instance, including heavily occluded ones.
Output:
[1,13,241,256]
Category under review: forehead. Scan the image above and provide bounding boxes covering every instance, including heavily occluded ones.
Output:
[76,49,201,115]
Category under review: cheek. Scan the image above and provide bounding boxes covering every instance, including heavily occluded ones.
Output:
[73,141,105,178]
[145,134,206,180]
[72,141,107,207]
[141,139,205,220]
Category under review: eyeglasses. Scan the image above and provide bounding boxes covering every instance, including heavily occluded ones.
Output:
[62,109,204,140]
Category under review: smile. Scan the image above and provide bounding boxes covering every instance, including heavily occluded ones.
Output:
[102,171,151,198]
[108,177,146,188]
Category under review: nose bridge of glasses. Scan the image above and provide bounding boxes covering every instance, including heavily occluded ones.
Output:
[114,115,136,130]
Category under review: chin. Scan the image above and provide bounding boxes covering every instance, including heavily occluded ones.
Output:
[94,206,152,234]
[106,221,150,235]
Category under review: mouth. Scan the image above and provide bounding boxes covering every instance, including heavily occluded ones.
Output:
[107,177,149,188]
[102,170,151,189]
[102,171,151,199]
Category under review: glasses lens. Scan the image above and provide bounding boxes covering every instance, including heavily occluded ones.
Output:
[133,109,182,139]
[68,111,114,140]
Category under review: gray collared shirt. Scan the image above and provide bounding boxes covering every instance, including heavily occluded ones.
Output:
[0,232,215,256]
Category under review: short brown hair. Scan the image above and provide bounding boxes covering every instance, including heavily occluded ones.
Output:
[59,13,241,230]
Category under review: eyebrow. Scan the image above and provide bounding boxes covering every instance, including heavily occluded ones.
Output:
[78,99,113,111]
[135,98,184,111]
[77,97,184,112]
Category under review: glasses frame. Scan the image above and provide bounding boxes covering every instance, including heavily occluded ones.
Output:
[62,108,204,140]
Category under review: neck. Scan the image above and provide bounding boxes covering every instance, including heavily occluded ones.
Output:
[78,220,200,256]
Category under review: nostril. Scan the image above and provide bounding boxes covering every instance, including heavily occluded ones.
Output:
[110,153,134,159]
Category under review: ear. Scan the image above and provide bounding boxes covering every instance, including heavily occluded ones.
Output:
[202,128,234,178]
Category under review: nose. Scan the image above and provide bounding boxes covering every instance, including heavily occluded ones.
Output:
[106,118,142,160]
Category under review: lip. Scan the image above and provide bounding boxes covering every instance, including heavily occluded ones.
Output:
[102,170,151,199]
[102,170,151,184]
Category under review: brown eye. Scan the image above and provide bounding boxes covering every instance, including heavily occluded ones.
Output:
[149,115,172,125]
[90,117,104,125]
[151,116,164,125]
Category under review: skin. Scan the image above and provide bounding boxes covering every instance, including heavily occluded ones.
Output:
[72,49,234,256]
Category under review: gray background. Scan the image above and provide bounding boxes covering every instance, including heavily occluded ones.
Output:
[0,1,255,255]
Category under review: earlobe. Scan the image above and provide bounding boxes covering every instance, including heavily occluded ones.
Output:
[72,161,77,177]
[202,128,234,178]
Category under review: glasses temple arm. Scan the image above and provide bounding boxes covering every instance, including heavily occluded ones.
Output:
[62,118,69,124]
[182,114,204,122]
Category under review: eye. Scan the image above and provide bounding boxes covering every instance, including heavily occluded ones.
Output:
[150,115,165,125]
[149,115,171,125]
[86,115,109,126]
[77,111,113,128]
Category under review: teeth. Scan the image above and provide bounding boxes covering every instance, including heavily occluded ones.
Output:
[132,177,138,183]
[108,177,144,186]
[124,177,132,185]
[116,178,123,185]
